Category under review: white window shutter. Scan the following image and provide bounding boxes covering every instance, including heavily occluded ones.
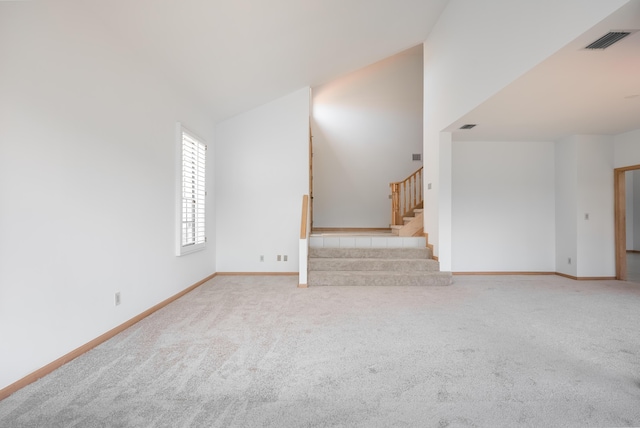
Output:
[179,128,206,254]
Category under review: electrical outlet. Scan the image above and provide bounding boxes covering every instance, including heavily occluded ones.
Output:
[260,255,264,262]
[277,255,281,261]
[568,257,572,265]
[115,292,121,306]
[283,255,288,262]
[585,213,589,220]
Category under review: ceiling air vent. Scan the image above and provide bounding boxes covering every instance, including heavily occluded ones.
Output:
[585,31,631,49]
[459,124,476,130]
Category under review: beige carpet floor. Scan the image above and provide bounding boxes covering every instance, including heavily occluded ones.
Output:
[1,274,640,427]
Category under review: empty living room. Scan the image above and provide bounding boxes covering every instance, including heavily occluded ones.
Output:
[1,0,640,426]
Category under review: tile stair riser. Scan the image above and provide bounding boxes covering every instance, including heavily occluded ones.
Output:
[309,236,426,248]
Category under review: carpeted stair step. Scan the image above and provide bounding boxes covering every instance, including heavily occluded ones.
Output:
[309,257,440,272]
[308,270,453,286]
[307,246,451,287]
[310,247,432,259]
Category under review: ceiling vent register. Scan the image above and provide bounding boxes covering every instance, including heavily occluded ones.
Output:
[585,31,632,49]
[459,124,476,130]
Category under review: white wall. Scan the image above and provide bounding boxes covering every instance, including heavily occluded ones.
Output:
[575,136,615,277]
[215,88,309,272]
[423,0,628,269]
[0,2,215,390]
[452,141,556,272]
[555,138,579,277]
[616,129,640,251]
[311,48,424,228]
[451,134,617,277]
[555,135,615,277]
[614,129,640,168]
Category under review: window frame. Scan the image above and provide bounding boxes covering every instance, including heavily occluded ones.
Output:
[176,123,207,256]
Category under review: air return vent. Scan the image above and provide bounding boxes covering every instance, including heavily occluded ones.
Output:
[585,31,631,49]
[459,124,476,130]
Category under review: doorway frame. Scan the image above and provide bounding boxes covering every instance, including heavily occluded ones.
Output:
[614,164,640,280]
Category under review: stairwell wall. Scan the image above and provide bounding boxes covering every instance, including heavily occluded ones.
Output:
[311,47,424,228]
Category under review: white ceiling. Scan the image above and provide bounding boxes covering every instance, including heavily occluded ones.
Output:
[71,0,640,138]
[80,0,449,123]
[448,0,640,142]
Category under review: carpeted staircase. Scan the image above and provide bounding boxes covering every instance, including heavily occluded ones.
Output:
[308,246,453,286]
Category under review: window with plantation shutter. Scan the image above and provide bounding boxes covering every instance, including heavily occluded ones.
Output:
[177,125,206,255]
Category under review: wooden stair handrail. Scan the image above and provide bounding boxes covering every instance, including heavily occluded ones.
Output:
[299,194,310,288]
[390,167,423,226]
[300,194,309,239]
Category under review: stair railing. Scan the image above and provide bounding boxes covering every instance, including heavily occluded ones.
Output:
[298,194,310,288]
[390,167,423,226]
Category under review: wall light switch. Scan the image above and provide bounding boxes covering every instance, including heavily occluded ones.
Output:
[585,213,589,220]
[428,183,432,190]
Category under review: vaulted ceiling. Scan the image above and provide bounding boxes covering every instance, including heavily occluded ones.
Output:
[61,0,640,139]
[79,0,449,123]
